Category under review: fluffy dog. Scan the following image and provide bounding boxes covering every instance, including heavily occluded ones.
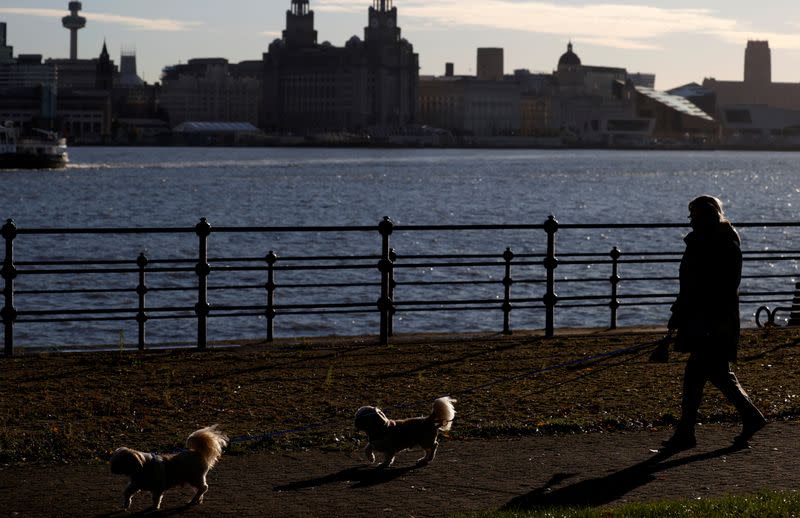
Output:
[354,396,456,468]
[109,425,229,511]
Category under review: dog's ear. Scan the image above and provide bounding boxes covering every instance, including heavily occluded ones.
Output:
[110,447,146,475]
[355,406,390,434]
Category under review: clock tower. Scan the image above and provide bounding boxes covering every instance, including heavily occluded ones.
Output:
[284,0,317,49]
[365,0,400,44]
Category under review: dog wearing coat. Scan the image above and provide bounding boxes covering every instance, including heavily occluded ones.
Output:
[109,425,228,511]
[354,396,456,468]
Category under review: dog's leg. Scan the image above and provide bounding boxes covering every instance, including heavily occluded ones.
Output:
[189,476,209,506]
[417,440,438,466]
[122,483,139,510]
[150,491,164,511]
[377,452,395,469]
[364,443,376,463]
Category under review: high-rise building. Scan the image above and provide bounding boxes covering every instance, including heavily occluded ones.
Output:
[477,48,503,81]
[744,40,771,85]
[0,22,13,64]
[262,0,418,133]
[703,40,800,111]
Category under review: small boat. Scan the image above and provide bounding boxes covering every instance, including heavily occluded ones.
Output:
[0,122,69,169]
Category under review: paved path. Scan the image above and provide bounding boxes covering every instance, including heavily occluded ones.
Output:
[1,422,797,517]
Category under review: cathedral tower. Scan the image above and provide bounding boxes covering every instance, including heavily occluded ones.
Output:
[744,40,771,85]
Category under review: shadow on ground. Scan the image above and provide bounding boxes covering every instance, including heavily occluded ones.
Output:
[274,464,418,491]
[505,442,749,510]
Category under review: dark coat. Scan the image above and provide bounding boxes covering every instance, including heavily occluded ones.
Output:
[670,222,742,361]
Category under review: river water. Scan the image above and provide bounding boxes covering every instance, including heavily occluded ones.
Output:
[3,147,800,348]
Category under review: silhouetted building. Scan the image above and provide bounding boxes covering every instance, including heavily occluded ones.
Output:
[118,49,144,87]
[62,1,86,60]
[477,48,503,81]
[744,40,770,85]
[668,83,717,116]
[159,58,261,126]
[703,41,800,111]
[418,74,521,136]
[262,0,419,133]
[0,23,13,64]
[0,54,57,89]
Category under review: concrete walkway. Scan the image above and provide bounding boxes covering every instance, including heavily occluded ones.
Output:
[0,422,797,517]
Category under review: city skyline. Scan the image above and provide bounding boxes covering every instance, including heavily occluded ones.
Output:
[2,1,800,89]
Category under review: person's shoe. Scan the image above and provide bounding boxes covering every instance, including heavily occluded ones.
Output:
[659,432,697,453]
[734,416,767,445]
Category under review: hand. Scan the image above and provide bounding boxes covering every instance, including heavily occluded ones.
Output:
[667,313,678,331]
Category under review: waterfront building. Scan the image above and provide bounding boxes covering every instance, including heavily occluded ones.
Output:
[477,48,503,81]
[159,58,262,127]
[703,41,800,111]
[262,0,419,134]
[418,72,521,137]
[0,23,13,64]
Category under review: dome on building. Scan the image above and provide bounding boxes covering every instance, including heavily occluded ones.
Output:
[346,35,363,48]
[269,38,285,52]
[558,42,581,67]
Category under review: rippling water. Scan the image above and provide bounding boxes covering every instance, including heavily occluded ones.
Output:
[3,147,800,347]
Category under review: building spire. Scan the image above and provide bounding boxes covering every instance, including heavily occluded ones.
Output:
[374,0,393,12]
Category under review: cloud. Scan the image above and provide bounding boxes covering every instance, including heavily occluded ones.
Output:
[0,8,202,32]
[315,0,800,50]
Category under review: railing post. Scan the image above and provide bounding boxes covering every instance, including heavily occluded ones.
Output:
[1,219,17,357]
[609,247,621,330]
[543,215,559,338]
[195,218,211,351]
[377,216,394,345]
[388,248,396,337]
[502,247,514,335]
[265,250,277,342]
[136,252,148,351]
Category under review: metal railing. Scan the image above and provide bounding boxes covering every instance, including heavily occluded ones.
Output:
[2,217,800,356]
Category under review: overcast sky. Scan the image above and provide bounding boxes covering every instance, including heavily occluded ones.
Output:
[2,0,800,89]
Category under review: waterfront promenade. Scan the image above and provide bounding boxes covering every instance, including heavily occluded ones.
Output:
[1,422,798,516]
[2,327,800,516]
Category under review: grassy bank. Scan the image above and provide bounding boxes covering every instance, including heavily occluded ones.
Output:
[2,327,800,464]
[458,491,800,517]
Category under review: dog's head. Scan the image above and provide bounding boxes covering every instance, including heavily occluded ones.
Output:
[354,406,390,437]
[109,447,147,476]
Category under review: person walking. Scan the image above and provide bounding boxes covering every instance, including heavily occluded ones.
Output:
[661,195,766,452]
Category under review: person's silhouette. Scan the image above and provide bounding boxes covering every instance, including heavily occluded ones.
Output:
[661,195,766,452]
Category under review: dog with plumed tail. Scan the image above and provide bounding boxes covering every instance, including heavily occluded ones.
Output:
[109,425,228,511]
[354,397,456,468]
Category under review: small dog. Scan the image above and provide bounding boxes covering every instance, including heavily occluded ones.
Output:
[354,396,456,468]
[109,425,229,511]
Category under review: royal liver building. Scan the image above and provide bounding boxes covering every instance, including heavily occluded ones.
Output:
[262,0,419,133]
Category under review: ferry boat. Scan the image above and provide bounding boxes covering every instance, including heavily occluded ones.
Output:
[0,122,69,169]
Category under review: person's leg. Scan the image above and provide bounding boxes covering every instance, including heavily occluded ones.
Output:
[707,359,766,442]
[663,353,705,450]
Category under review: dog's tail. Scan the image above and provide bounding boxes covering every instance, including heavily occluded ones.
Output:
[430,396,457,432]
[186,425,229,469]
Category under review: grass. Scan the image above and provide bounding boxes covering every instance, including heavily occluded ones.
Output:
[2,327,800,464]
[455,491,800,517]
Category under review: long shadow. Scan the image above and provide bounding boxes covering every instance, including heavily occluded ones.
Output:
[504,443,749,511]
[274,464,417,491]
[93,503,192,518]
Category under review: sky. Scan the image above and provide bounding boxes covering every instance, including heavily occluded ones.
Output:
[2,0,800,90]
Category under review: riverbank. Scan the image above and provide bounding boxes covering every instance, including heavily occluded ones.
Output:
[2,327,799,464]
[2,326,800,516]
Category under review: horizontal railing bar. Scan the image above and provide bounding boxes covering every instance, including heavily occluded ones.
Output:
[17,288,134,295]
